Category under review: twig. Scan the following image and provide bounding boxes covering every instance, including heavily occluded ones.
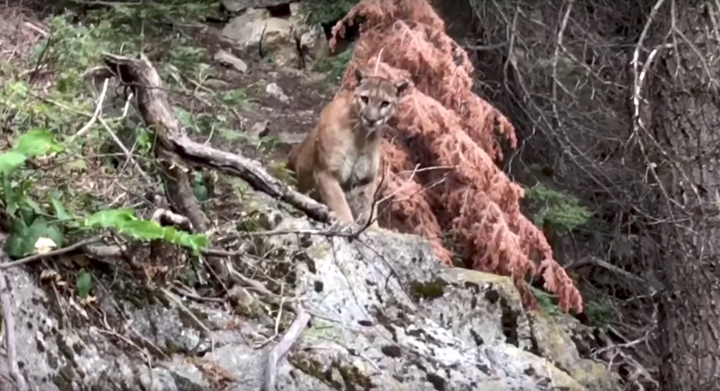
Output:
[630,0,668,140]
[564,255,646,283]
[72,78,110,138]
[98,116,153,184]
[160,288,214,337]
[22,22,47,37]
[254,283,286,349]
[0,236,104,269]
[227,265,300,306]
[376,163,420,205]
[235,228,357,239]
[550,0,574,127]
[0,260,27,391]
[262,305,311,391]
[348,165,388,241]
[28,26,53,84]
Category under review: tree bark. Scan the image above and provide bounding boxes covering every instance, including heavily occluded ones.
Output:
[646,2,720,389]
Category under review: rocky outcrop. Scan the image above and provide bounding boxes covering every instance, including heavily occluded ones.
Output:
[222,0,298,13]
[0,202,620,390]
[221,4,328,68]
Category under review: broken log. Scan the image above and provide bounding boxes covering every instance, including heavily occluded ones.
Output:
[102,53,330,224]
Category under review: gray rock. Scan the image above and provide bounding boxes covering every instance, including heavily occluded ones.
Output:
[221,7,328,67]
[215,49,249,73]
[247,119,270,138]
[222,0,297,13]
[265,82,289,103]
[0,211,620,390]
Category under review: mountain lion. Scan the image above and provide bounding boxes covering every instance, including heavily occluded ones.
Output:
[288,69,410,228]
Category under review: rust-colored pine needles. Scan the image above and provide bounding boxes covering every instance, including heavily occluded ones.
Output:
[330,0,583,312]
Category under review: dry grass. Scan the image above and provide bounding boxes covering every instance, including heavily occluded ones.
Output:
[0,2,48,68]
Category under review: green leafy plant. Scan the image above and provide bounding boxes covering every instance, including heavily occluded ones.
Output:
[0,130,66,257]
[583,295,619,331]
[84,0,219,36]
[312,46,354,82]
[217,89,251,108]
[80,208,209,254]
[167,37,207,75]
[36,15,119,93]
[76,271,93,298]
[524,183,592,234]
[531,286,564,318]
[0,129,208,258]
[267,161,297,187]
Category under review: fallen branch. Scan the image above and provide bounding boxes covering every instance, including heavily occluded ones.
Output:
[72,77,109,139]
[102,53,331,224]
[0,236,104,270]
[0,253,28,391]
[565,255,653,288]
[262,305,311,391]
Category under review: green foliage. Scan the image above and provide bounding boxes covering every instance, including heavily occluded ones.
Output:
[166,37,208,75]
[531,287,564,318]
[0,128,207,259]
[14,129,65,157]
[76,271,93,298]
[38,15,119,93]
[583,295,619,331]
[218,89,250,108]
[80,209,209,254]
[6,218,65,258]
[0,131,66,257]
[524,184,592,234]
[0,130,64,209]
[299,0,359,26]
[267,161,297,187]
[312,46,353,82]
[192,172,211,202]
[81,0,219,46]
[0,4,221,269]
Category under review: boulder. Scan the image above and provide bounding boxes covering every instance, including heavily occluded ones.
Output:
[222,0,298,13]
[0,206,621,390]
[221,6,327,68]
[214,49,249,73]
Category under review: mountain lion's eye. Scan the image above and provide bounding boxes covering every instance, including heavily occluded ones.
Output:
[360,96,369,104]
[380,101,389,108]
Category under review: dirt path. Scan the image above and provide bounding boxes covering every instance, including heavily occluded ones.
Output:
[182,24,339,165]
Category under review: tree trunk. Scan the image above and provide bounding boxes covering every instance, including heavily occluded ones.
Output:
[647,2,720,389]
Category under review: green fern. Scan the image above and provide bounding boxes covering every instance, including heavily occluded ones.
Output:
[525,183,592,233]
[80,208,209,255]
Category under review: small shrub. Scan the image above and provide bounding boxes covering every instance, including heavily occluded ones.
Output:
[299,0,360,26]
[312,45,354,82]
[524,183,592,234]
[583,295,619,331]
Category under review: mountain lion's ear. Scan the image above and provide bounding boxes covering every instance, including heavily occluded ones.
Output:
[354,68,367,84]
[394,79,410,96]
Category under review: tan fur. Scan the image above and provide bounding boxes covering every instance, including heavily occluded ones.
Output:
[288,69,410,227]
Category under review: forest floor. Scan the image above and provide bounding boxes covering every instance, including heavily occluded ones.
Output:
[0,1,347,230]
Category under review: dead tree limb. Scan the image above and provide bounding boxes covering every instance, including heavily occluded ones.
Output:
[263,305,311,391]
[0,253,28,391]
[102,53,330,224]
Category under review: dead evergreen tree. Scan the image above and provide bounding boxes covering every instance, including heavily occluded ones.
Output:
[329,0,583,312]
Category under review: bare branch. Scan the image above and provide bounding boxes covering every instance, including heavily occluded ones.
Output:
[262,305,311,391]
[0,236,104,270]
